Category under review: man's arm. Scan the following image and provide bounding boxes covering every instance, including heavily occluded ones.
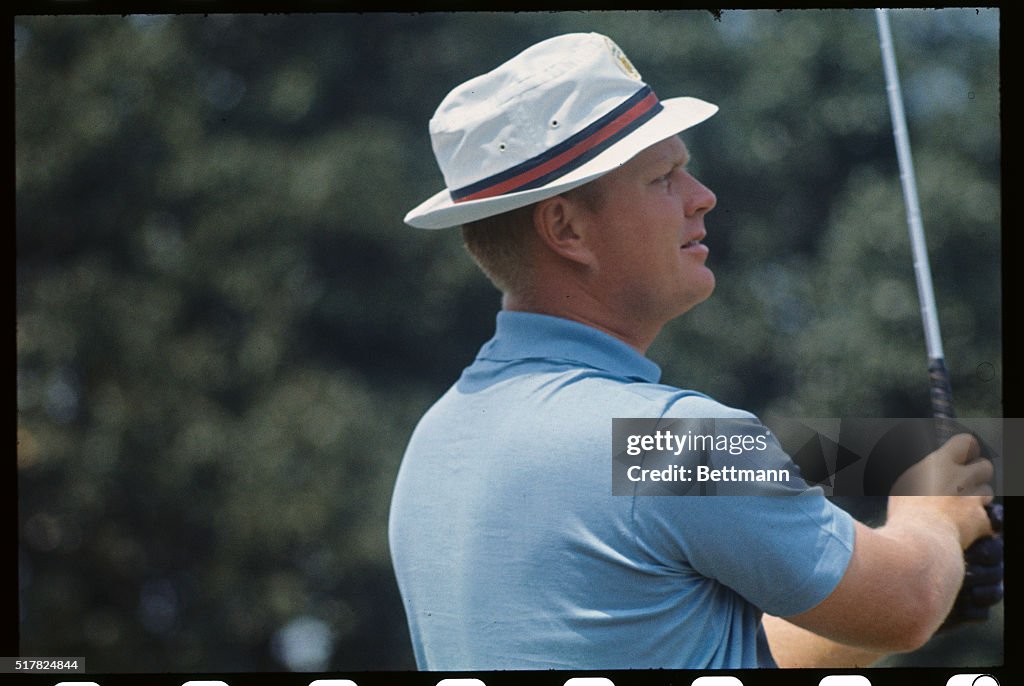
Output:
[770,434,994,659]
[762,614,885,669]
[770,499,989,657]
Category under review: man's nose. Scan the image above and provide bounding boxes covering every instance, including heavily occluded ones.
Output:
[683,172,716,216]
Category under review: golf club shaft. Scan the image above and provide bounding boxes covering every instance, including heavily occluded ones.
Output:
[877,9,1001,629]
[875,8,955,438]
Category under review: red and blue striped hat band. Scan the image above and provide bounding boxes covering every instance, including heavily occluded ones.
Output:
[451,86,662,204]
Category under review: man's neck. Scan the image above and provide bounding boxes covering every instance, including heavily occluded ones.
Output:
[502,291,662,355]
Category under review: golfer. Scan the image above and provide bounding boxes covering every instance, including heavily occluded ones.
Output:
[388,33,996,670]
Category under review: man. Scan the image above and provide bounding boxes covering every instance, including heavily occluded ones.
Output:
[388,32,997,670]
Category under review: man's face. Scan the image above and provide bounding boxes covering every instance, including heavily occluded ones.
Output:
[575,135,717,324]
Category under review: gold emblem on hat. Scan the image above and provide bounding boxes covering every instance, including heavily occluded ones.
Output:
[604,36,641,80]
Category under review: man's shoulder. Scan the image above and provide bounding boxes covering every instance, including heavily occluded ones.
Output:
[620,381,758,422]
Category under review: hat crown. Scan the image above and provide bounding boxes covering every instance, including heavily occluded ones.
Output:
[428,33,647,194]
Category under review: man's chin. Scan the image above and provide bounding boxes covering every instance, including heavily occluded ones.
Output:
[675,276,715,316]
[693,269,716,300]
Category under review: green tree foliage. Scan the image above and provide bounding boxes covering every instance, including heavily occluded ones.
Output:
[16,10,1000,672]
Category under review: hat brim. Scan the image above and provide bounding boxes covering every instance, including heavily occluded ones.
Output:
[404,96,718,230]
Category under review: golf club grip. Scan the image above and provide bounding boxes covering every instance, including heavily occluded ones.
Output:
[926,357,996,530]
[929,356,1004,623]
[927,356,956,443]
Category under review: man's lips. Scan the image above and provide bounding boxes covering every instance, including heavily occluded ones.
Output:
[681,232,708,253]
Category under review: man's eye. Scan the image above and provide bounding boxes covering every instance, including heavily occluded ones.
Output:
[654,165,683,184]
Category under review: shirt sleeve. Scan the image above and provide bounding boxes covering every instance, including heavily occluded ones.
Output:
[632,491,855,617]
[629,395,857,617]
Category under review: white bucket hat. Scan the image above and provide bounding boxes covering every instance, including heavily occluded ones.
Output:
[404,32,718,230]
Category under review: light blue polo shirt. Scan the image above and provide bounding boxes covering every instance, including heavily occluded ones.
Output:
[388,311,855,670]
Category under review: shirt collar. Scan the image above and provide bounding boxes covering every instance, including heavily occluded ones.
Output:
[475,311,663,383]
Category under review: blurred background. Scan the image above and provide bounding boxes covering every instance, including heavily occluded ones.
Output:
[15,9,1001,673]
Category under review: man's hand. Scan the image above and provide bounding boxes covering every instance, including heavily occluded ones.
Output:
[888,433,1003,630]
[890,433,993,497]
[940,503,1004,631]
[886,492,994,552]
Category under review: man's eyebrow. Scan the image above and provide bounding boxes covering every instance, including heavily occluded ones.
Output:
[660,147,690,169]
[654,152,688,171]
[678,145,691,166]
[665,155,689,174]
[645,142,690,175]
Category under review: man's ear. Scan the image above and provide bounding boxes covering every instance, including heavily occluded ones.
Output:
[532,195,595,268]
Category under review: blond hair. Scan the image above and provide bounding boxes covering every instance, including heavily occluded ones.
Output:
[461,204,537,296]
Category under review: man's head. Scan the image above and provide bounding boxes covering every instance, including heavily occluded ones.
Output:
[407,33,719,349]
